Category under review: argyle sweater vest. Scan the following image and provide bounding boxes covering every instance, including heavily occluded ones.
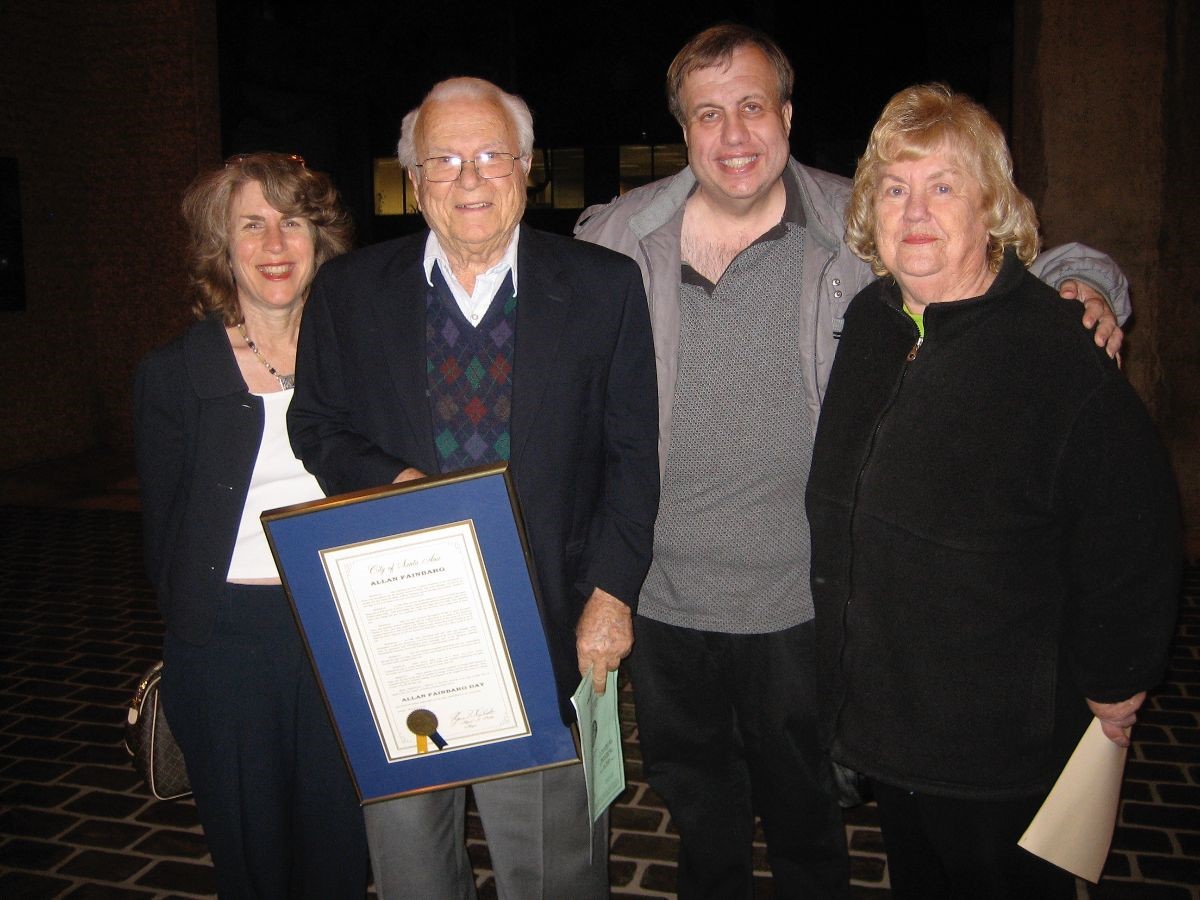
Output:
[425,265,517,473]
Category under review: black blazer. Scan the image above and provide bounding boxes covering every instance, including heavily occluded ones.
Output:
[134,316,267,644]
[289,226,660,713]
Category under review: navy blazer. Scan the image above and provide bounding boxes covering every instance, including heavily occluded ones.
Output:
[289,226,659,715]
[134,316,267,644]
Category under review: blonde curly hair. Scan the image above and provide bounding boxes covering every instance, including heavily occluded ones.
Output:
[845,83,1039,277]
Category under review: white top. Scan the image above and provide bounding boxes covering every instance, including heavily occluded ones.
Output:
[422,226,521,326]
[226,389,324,580]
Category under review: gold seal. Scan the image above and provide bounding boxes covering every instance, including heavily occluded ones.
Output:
[407,709,438,736]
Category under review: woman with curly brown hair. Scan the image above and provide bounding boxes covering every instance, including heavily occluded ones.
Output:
[134,152,366,897]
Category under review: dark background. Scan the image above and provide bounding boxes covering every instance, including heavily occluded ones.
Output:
[216,0,1015,242]
[2,0,1196,563]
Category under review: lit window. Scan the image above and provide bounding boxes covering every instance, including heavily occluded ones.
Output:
[619,144,687,194]
[373,158,418,215]
[527,148,585,210]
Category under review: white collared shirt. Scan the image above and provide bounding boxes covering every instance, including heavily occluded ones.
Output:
[422,226,520,327]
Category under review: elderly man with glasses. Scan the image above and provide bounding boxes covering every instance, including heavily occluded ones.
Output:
[289,76,658,899]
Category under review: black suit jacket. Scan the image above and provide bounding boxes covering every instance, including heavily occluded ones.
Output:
[289,226,659,715]
[134,316,269,644]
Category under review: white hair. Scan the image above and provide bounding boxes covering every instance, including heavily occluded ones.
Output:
[397,77,535,175]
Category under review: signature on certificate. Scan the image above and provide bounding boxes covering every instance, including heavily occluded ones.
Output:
[451,708,496,730]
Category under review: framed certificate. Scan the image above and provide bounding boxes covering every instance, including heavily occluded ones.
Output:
[262,464,579,803]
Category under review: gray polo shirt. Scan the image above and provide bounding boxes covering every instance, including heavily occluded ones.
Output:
[639,174,816,634]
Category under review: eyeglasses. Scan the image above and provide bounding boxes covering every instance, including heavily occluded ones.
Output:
[224,153,306,168]
[415,152,524,183]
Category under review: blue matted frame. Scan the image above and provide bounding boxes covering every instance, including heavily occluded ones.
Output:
[262,463,578,803]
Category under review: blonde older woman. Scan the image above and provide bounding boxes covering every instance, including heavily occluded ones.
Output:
[806,85,1180,898]
[134,153,365,897]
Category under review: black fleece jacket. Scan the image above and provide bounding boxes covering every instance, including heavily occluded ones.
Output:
[806,251,1180,799]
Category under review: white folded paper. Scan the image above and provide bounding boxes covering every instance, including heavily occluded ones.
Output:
[1018,717,1127,883]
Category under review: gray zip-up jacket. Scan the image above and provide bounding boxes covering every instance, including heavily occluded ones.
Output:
[574,159,1130,472]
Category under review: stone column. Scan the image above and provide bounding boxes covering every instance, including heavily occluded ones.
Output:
[0,0,220,466]
[1013,0,1200,555]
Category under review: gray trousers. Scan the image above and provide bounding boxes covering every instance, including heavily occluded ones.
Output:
[364,762,608,899]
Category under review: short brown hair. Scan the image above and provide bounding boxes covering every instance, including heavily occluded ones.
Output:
[666,23,794,126]
[845,83,1040,277]
[180,152,354,324]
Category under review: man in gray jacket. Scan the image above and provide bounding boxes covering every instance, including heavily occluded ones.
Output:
[574,23,1128,899]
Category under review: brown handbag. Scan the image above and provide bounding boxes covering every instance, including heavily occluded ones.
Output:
[124,661,192,801]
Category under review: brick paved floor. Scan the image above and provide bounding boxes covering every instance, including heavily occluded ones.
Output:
[0,504,1196,898]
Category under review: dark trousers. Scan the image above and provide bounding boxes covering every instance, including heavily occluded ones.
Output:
[628,615,848,899]
[163,584,368,899]
[872,781,1076,900]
